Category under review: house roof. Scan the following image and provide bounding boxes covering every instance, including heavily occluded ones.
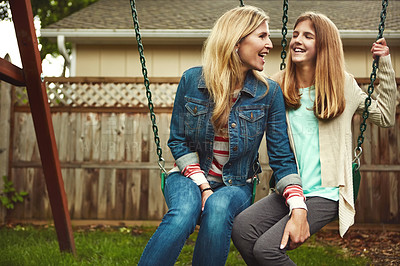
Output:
[41,0,400,45]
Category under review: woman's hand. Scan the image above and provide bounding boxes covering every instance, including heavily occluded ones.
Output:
[199,183,213,211]
[371,38,389,60]
[280,208,310,250]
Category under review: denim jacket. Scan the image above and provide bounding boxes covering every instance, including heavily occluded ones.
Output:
[168,66,301,194]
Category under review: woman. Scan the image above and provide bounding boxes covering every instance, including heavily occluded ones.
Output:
[138,5,302,266]
[232,12,397,265]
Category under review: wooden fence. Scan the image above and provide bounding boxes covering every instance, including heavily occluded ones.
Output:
[1,77,400,224]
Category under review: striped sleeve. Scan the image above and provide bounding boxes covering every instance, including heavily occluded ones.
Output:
[283,185,307,215]
[182,163,208,186]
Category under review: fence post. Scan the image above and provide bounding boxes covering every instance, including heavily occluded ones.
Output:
[0,54,13,224]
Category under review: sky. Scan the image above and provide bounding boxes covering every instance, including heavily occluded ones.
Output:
[1,19,65,77]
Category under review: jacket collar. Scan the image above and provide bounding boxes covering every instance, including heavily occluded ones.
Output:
[197,70,259,98]
[241,71,258,97]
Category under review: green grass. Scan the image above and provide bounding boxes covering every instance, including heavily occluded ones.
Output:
[0,225,370,265]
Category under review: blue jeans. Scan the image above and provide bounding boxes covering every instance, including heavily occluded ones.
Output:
[138,172,253,266]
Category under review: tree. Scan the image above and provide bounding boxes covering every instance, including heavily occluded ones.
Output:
[1,0,99,76]
[0,2,7,20]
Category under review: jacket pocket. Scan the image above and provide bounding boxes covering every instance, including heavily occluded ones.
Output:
[238,106,265,138]
[184,97,209,140]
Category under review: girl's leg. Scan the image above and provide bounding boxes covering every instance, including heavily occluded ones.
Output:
[192,182,252,266]
[251,196,338,266]
[232,192,289,266]
[138,172,202,266]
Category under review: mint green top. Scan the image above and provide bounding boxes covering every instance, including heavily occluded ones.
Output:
[288,86,339,201]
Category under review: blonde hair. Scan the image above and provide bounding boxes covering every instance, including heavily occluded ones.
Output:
[282,12,345,120]
[202,5,269,129]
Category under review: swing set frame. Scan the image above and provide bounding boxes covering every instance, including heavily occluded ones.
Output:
[0,0,75,255]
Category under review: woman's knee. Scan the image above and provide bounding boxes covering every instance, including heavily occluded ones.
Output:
[231,212,250,241]
[166,200,201,228]
[200,201,241,239]
[253,241,284,265]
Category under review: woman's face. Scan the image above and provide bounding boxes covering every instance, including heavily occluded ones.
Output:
[237,21,273,73]
[290,19,317,67]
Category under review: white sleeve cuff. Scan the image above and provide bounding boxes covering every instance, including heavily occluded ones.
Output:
[287,196,308,216]
[189,172,208,186]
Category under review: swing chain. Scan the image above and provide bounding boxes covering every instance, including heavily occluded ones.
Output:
[129,0,165,171]
[356,0,388,150]
[280,0,289,70]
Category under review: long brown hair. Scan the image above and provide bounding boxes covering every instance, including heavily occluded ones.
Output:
[202,6,269,129]
[282,12,345,120]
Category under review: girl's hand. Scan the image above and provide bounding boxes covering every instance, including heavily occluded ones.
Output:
[371,38,390,60]
[199,183,213,211]
[201,190,213,211]
[280,208,310,250]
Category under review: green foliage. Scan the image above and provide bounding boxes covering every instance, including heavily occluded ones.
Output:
[288,236,370,265]
[0,1,9,21]
[1,0,100,74]
[0,225,371,266]
[0,176,28,210]
[31,0,100,61]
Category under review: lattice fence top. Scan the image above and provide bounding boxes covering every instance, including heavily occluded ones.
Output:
[13,78,400,108]
[15,81,178,107]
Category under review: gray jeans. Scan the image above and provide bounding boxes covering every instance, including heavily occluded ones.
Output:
[232,193,338,266]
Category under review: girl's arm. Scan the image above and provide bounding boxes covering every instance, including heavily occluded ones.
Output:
[355,38,397,127]
[265,81,310,249]
[168,71,208,186]
[265,82,301,193]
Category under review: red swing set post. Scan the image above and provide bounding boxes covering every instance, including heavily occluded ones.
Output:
[0,0,75,255]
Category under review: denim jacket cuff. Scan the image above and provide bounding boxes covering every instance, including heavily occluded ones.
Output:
[175,152,200,172]
[275,173,302,194]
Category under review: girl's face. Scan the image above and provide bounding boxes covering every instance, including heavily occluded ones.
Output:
[237,21,273,73]
[290,19,317,67]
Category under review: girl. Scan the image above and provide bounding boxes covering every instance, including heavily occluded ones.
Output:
[232,12,397,265]
[139,5,302,266]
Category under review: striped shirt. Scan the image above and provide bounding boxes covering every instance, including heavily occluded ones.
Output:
[169,95,238,185]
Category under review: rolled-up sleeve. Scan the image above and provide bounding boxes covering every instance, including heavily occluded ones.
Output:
[168,71,200,171]
[265,83,302,194]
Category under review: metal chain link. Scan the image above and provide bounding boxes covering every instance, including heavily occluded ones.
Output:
[129,0,166,173]
[280,0,289,70]
[355,0,389,156]
[239,0,244,7]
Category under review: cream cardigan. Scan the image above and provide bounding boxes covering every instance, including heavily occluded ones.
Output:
[283,55,397,237]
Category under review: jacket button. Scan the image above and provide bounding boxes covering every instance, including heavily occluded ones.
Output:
[193,106,197,114]
[228,179,232,184]
[233,146,238,151]
[231,123,236,128]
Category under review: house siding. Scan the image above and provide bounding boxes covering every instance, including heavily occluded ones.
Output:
[74,43,400,78]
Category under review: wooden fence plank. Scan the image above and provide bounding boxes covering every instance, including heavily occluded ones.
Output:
[139,115,150,219]
[147,113,169,219]
[115,169,127,219]
[8,107,400,223]
[388,115,399,222]
[0,75,13,223]
[73,169,84,219]
[83,168,99,219]
[124,114,142,219]
[73,114,84,219]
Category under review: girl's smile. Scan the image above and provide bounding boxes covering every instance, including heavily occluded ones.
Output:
[290,19,317,67]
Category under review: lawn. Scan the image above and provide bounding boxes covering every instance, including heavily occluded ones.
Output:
[0,224,370,265]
